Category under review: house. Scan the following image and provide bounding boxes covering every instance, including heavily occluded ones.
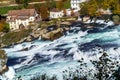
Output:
[50,8,64,19]
[65,9,80,17]
[71,0,87,10]
[7,9,39,30]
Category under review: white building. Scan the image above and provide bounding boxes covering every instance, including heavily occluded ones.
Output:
[7,9,39,30]
[71,0,87,10]
[50,8,64,19]
[65,9,79,16]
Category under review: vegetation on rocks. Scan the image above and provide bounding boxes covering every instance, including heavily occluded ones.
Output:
[79,0,120,23]
[0,29,32,47]
[0,50,8,75]
[0,19,10,33]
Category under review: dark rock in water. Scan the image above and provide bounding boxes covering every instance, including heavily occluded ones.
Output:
[47,25,57,32]
[7,56,27,66]
[113,47,118,50]
[53,49,73,60]
[87,28,102,33]
[79,39,101,52]
[29,45,37,50]
[19,47,29,51]
[95,44,102,47]
[79,38,119,52]
[56,43,68,47]
[27,53,51,64]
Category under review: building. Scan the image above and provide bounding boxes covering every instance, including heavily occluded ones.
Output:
[65,9,79,17]
[71,0,87,10]
[50,8,64,19]
[7,9,39,30]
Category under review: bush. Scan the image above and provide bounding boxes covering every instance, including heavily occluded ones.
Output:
[0,6,23,15]
[112,14,120,23]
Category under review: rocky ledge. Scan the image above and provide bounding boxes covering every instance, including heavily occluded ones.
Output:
[0,50,8,75]
[18,25,70,43]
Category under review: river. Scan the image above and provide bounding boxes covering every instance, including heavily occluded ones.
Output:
[2,20,120,80]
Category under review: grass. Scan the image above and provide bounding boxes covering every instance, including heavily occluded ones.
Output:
[0,6,23,15]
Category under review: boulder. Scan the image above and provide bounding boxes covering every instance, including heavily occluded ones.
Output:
[39,29,48,35]
[25,36,32,42]
[42,28,63,40]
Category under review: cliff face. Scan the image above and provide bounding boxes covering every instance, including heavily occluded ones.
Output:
[0,50,8,75]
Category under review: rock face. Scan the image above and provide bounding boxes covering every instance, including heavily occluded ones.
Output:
[0,50,8,75]
[0,23,70,48]
[42,28,64,40]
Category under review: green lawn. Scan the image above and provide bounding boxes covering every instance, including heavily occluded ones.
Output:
[0,6,23,15]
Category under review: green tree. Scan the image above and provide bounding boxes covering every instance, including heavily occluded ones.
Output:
[79,2,89,16]
[3,23,10,33]
[63,0,71,9]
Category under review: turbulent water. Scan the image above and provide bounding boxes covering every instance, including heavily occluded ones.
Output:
[2,20,120,80]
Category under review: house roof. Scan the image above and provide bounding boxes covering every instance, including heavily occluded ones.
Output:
[8,9,36,16]
[50,8,61,12]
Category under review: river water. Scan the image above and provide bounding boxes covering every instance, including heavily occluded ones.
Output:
[2,20,120,80]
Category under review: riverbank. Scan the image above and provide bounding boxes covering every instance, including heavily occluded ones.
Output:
[3,22,120,80]
[0,19,115,48]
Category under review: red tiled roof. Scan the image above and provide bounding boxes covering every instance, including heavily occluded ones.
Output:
[50,8,60,12]
[8,9,35,16]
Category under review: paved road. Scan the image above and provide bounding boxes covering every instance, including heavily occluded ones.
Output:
[0,0,60,7]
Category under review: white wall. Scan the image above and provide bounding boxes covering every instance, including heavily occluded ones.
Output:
[50,12,64,19]
[7,10,39,30]
[8,17,35,30]
[71,0,87,9]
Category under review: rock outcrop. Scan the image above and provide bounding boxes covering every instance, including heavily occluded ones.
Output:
[42,28,64,40]
[0,50,8,75]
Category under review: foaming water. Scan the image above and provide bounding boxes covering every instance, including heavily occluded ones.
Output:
[3,23,120,80]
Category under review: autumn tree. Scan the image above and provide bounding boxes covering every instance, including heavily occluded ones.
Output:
[63,9,67,17]
[56,1,64,10]
[40,5,49,21]
[0,19,10,32]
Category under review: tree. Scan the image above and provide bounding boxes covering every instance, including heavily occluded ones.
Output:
[91,52,119,80]
[40,5,49,21]
[23,0,29,8]
[79,2,89,16]
[56,1,64,10]
[45,0,56,11]
[0,22,4,32]
[63,0,71,9]
[50,0,56,9]
[63,9,67,16]
[3,23,10,33]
